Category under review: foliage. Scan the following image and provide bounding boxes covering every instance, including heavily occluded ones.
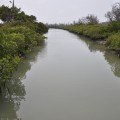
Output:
[0,5,21,22]
[3,20,48,34]
[107,21,120,32]
[107,32,120,49]
[0,5,12,22]
[64,24,108,40]
[105,2,120,22]
[0,5,48,87]
[0,5,36,23]
[86,14,99,24]
[0,23,47,83]
[34,22,48,34]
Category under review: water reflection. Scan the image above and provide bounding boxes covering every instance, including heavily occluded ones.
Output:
[104,51,120,78]
[0,43,46,120]
[78,35,120,78]
[78,35,105,53]
[12,42,47,80]
[0,77,25,120]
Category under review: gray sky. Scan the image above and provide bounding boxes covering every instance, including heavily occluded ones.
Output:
[0,0,119,23]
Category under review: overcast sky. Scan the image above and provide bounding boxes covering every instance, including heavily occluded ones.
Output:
[0,0,119,23]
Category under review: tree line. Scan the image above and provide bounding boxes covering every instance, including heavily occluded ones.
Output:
[49,2,120,26]
[75,2,120,25]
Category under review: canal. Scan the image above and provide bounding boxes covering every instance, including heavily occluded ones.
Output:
[1,29,120,120]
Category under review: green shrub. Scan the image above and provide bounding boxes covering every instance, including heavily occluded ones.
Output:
[107,32,120,49]
[107,21,120,32]
[0,22,47,83]
[65,24,108,40]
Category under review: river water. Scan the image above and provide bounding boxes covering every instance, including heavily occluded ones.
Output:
[1,29,120,120]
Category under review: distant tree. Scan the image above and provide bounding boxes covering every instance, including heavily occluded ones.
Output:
[73,20,76,25]
[105,2,120,22]
[76,15,99,25]
[78,17,89,24]
[105,11,114,22]
[85,14,99,24]
[78,18,85,24]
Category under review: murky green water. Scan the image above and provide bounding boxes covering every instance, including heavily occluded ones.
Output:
[1,29,120,120]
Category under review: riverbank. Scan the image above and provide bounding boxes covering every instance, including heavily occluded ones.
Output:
[0,5,48,91]
[52,22,120,57]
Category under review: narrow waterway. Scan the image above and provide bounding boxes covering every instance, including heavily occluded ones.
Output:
[1,29,120,120]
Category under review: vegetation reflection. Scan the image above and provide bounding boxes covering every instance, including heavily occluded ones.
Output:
[0,42,46,120]
[78,35,120,78]
[104,51,120,78]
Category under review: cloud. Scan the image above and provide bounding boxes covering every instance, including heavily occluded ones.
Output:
[0,0,118,23]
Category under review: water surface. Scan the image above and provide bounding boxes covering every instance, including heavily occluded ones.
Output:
[1,29,120,120]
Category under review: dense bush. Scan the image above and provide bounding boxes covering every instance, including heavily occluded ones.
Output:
[0,22,47,85]
[34,22,48,34]
[107,32,120,49]
[2,21,48,34]
[107,21,120,32]
[65,24,108,40]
